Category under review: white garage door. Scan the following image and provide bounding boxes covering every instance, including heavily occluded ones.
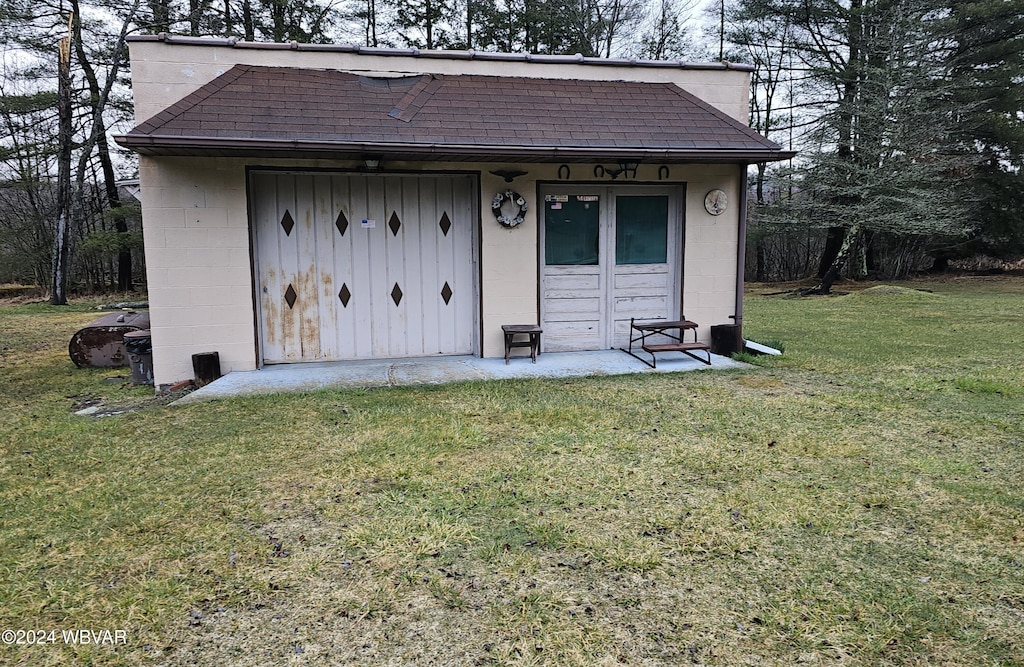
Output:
[252,172,477,363]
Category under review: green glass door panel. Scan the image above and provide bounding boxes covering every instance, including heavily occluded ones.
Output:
[615,195,668,265]
[545,195,600,265]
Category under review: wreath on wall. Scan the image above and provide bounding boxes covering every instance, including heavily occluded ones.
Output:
[492,190,528,228]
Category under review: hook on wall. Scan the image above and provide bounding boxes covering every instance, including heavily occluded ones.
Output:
[596,161,639,180]
[490,169,528,183]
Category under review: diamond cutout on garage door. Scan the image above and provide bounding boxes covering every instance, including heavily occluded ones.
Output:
[280,210,295,236]
[388,212,402,236]
[439,212,452,236]
[441,282,453,305]
[338,283,351,307]
[391,283,403,306]
[335,210,349,237]
[284,284,298,309]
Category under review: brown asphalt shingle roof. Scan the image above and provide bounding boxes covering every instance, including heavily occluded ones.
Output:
[118,65,793,163]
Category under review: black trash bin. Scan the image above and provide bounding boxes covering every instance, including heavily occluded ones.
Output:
[123,330,154,386]
[710,324,743,357]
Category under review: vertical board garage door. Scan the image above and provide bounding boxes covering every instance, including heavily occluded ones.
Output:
[252,172,477,363]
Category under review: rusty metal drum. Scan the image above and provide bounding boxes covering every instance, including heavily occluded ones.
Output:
[68,311,150,368]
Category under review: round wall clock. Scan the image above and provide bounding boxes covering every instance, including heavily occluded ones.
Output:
[704,189,728,216]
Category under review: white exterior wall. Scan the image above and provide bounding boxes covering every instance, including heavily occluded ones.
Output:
[128,41,751,126]
[139,154,740,387]
[139,156,253,386]
[680,165,743,331]
[128,40,747,388]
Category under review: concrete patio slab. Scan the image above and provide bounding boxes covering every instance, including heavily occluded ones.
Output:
[172,349,745,404]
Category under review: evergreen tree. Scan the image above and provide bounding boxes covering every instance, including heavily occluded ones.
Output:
[392,0,459,48]
[729,0,981,291]
[932,0,1024,267]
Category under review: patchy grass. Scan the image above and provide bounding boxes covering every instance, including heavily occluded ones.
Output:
[1,278,1022,666]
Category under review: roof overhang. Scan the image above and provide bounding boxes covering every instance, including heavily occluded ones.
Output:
[116,135,795,164]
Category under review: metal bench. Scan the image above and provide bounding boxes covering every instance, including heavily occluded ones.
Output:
[623,318,711,368]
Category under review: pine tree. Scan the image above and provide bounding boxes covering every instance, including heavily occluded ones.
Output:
[729,0,980,292]
[932,0,1024,267]
[392,0,459,49]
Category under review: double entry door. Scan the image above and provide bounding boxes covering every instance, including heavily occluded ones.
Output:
[540,185,684,352]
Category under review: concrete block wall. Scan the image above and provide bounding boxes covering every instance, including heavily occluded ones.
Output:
[138,156,740,386]
[679,164,742,339]
[139,156,256,387]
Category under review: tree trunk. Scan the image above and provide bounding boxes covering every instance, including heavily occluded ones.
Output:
[51,210,71,305]
[73,6,131,291]
[928,255,949,274]
[271,1,285,41]
[719,0,725,59]
[806,224,861,295]
[817,226,846,278]
[813,0,861,284]
[242,0,254,41]
[51,27,74,306]
[189,0,201,35]
[864,229,877,274]
[149,0,171,33]
[425,0,434,49]
[755,239,766,281]
[371,0,378,45]
[755,162,766,204]
[851,238,868,280]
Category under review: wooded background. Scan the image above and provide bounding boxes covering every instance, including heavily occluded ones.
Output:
[1,0,1021,300]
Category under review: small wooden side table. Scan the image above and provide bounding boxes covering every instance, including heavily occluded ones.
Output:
[502,325,542,364]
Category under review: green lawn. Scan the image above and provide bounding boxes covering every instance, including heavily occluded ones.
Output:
[1,277,1022,666]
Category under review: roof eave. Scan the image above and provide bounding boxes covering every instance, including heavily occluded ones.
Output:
[114,135,796,164]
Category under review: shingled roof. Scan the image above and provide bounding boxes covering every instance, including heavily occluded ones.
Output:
[116,64,793,163]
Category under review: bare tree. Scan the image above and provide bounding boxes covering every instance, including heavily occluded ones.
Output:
[725,0,794,204]
[634,0,698,60]
[52,15,73,305]
[49,1,141,303]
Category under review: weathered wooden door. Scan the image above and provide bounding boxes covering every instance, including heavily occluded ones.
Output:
[540,185,683,351]
[252,172,477,363]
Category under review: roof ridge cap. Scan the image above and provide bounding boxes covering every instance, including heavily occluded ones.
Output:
[388,74,444,123]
